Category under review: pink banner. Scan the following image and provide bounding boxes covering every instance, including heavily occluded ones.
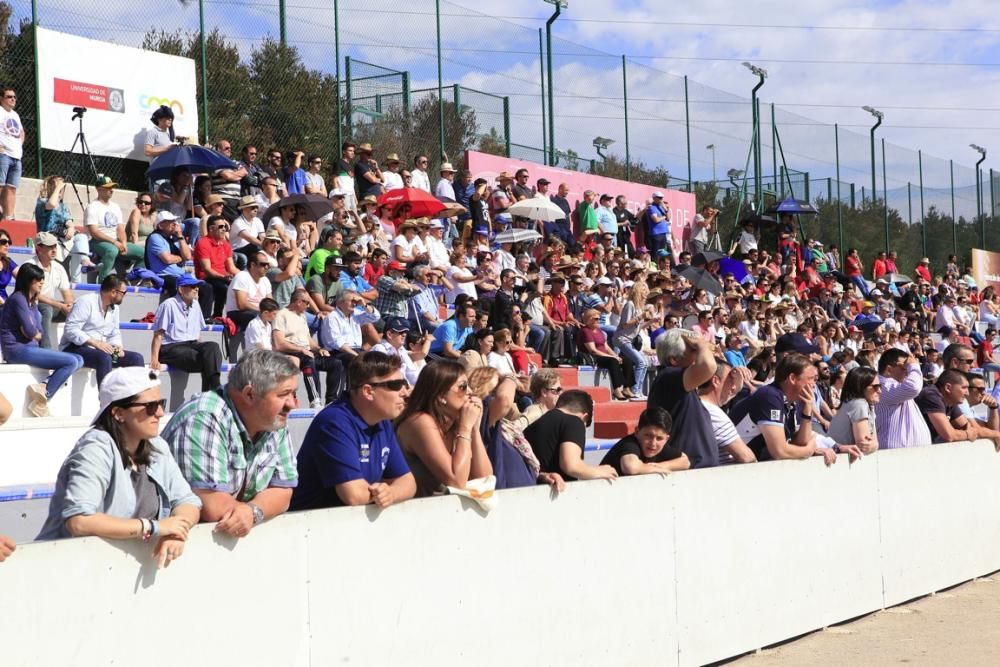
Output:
[464,150,697,250]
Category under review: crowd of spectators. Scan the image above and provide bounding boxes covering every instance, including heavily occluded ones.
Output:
[3,114,1000,562]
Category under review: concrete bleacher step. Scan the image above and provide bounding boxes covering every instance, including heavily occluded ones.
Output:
[72,283,162,323]
[576,386,611,403]
[552,367,579,388]
[593,401,645,422]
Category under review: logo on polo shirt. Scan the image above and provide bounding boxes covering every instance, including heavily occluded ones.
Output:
[770,409,782,421]
[360,443,370,463]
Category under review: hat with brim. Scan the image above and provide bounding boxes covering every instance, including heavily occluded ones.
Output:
[92,368,161,426]
[775,332,820,355]
[387,260,407,272]
[361,195,379,206]
[203,194,224,207]
[155,210,179,225]
[440,162,456,173]
[176,274,204,288]
[34,231,58,246]
[399,221,419,233]
[263,231,282,242]
[238,195,258,210]
[358,143,374,154]
[385,316,410,332]
[385,153,401,163]
[95,174,116,189]
[497,171,513,182]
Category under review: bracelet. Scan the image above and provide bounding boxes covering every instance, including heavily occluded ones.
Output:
[150,519,159,539]
[140,518,151,542]
[454,434,471,442]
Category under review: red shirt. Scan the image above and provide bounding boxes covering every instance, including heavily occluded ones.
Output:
[915,265,931,282]
[872,258,887,280]
[979,340,994,367]
[193,236,233,280]
[364,262,385,285]
[845,256,862,277]
[545,292,570,323]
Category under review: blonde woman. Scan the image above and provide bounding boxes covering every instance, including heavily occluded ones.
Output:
[613,281,651,399]
[126,192,156,245]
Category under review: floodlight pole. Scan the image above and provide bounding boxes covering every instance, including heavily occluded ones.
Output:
[972,143,987,245]
[707,144,716,182]
[863,106,883,206]
[743,63,766,209]
[436,0,445,162]
[545,1,564,167]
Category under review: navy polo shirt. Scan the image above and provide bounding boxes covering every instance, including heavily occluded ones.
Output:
[729,384,797,462]
[291,399,410,510]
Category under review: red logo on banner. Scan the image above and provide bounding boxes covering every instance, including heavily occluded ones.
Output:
[53,78,111,111]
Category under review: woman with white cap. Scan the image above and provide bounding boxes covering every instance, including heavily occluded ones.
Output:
[37,367,201,569]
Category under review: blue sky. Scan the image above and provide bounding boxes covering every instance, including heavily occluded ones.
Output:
[23,0,1000,216]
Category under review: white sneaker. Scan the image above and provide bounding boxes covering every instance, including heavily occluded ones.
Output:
[26,383,49,418]
[310,399,324,410]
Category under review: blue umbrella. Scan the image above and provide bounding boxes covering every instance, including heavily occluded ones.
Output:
[767,198,819,215]
[719,257,748,282]
[145,145,237,180]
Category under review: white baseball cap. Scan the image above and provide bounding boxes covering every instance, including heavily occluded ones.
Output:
[93,368,161,424]
[155,210,178,224]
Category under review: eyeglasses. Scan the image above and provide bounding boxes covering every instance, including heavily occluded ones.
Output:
[122,398,167,415]
[418,159,428,164]
[958,358,976,364]
[368,378,410,391]
[868,384,882,391]
[3,94,15,100]
[263,181,277,188]
[247,151,258,156]
[545,386,563,394]
[213,225,230,231]
[970,386,986,392]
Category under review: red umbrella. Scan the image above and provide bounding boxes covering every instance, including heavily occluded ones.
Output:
[377,188,446,219]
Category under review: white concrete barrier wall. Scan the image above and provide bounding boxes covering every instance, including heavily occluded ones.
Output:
[2,442,999,666]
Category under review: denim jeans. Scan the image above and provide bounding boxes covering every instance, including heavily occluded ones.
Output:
[618,341,649,395]
[3,344,84,399]
[182,217,202,246]
[526,323,550,360]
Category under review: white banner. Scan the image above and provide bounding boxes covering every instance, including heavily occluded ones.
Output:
[36,27,199,161]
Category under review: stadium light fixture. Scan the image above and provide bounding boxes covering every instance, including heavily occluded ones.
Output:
[543,0,569,167]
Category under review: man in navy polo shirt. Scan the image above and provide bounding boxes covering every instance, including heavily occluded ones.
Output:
[291,351,416,510]
[729,352,850,464]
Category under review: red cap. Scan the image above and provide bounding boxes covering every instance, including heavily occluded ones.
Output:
[387,261,407,272]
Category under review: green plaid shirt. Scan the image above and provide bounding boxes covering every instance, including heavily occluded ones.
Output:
[162,386,297,501]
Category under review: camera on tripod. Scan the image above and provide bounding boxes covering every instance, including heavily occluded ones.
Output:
[71,106,87,120]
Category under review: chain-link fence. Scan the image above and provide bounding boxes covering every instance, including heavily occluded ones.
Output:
[2,0,997,272]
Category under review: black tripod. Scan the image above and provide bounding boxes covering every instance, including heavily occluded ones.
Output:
[64,106,99,209]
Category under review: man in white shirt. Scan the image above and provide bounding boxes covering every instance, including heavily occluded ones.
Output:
[410,154,431,192]
[0,86,24,220]
[229,196,265,268]
[225,250,273,345]
[697,359,757,464]
[371,316,428,387]
[59,274,144,383]
[435,162,457,201]
[382,153,404,191]
[425,219,451,269]
[86,175,142,281]
[271,288,339,407]
[25,232,73,349]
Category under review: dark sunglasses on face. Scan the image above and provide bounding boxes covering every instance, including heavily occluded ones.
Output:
[122,398,167,415]
[369,378,410,391]
[138,200,152,206]
[0,238,9,246]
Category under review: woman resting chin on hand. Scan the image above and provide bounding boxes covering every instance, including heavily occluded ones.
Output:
[36,368,202,569]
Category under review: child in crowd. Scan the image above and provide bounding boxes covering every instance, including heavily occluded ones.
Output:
[245,297,279,351]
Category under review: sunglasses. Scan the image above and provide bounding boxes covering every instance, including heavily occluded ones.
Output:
[368,378,410,391]
[122,398,167,415]
[213,225,230,231]
[545,386,563,394]
[0,238,9,246]
[137,200,152,206]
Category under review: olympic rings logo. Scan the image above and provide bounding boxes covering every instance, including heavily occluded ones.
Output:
[139,95,184,114]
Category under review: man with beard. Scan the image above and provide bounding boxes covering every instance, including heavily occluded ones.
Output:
[162,349,300,538]
[291,352,416,510]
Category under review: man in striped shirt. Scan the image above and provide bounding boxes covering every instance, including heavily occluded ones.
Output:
[875,348,931,449]
[162,349,299,538]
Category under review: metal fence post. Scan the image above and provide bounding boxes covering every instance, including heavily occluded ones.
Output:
[345,56,353,141]
[279,0,287,45]
[835,124,842,252]
[334,0,341,152]
[539,29,546,166]
[503,96,511,157]
[771,103,778,196]
[950,160,956,255]
[991,168,997,244]
[684,75,691,191]
[622,55,630,182]
[881,138,888,253]
[919,149,926,256]
[401,72,410,115]
[435,0,444,162]
[804,172,810,202]
[31,0,42,177]
[908,182,912,224]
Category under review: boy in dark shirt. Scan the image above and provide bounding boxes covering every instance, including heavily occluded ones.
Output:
[524,389,617,482]
[601,407,689,476]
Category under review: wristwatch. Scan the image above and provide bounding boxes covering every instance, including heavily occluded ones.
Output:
[247,502,264,525]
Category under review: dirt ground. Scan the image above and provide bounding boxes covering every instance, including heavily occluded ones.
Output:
[729,575,1000,666]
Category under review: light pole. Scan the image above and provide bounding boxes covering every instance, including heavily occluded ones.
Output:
[972,143,987,246]
[593,136,614,164]
[727,168,745,191]
[862,106,883,206]
[544,0,568,168]
[742,62,767,209]
[706,144,716,182]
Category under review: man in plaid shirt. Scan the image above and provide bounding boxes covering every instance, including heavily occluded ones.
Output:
[161,349,300,538]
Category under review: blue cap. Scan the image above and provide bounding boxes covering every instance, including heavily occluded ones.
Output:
[474,226,490,235]
[495,213,512,223]
[385,316,410,332]
[656,248,670,257]
[176,274,204,288]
